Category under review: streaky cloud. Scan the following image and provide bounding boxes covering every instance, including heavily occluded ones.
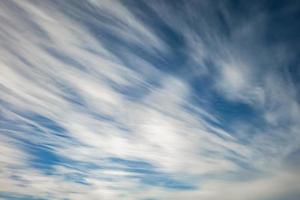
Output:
[0,0,300,199]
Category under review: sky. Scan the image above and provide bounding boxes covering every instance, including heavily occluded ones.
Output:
[0,0,300,199]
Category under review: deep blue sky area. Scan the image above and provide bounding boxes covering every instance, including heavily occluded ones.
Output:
[0,0,300,199]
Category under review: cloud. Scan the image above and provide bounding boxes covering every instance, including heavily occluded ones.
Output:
[0,0,299,199]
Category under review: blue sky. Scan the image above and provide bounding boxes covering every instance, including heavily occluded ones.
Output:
[0,0,300,199]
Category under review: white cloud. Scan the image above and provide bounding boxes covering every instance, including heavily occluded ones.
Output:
[0,0,299,199]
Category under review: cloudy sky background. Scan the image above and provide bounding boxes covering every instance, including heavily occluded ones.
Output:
[0,0,300,199]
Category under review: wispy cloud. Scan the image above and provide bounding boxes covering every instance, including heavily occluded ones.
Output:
[0,0,300,199]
